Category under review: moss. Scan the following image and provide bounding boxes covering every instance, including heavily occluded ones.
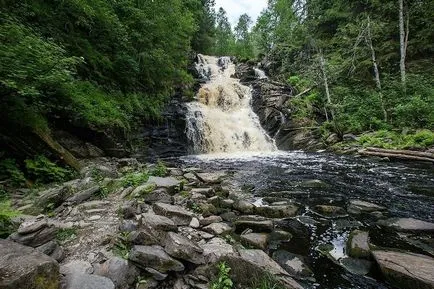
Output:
[34,274,59,289]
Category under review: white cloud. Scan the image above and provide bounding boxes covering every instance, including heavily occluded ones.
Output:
[214,0,268,27]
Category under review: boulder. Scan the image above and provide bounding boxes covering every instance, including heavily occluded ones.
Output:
[189,217,200,229]
[347,230,370,259]
[234,216,274,233]
[255,205,299,218]
[128,229,160,246]
[340,257,372,276]
[94,257,139,289]
[0,239,59,289]
[223,249,303,289]
[372,250,434,289]
[36,240,64,262]
[153,203,193,226]
[240,233,269,250]
[141,213,177,231]
[129,245,184,272]
[313,205,347,218]
[142,189,173,204]
[348,200,386,214]
[62,273,115,289]
[201,238,235,263]
[272,250,314,280]
[233,200,254,214]
[378,218,434,232]
[9,225,57,247]
[66,186,100,204]
[146,176,181,194]
[164,232,205,264]
[190,188,215,198]
[203,222,232,235]
[195,172,226,184]
[200,215,223,226]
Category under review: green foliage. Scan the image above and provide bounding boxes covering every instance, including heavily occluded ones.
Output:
[56,227,77,243]
[150,160,168,177]
[252,274,285,289]
[0,159,26,186]
[358,130,434,149]
[25,155,74,184]
[113,232,131,259]
[211,262,233,289]
[122,171,149,188]
[0,201,20,238]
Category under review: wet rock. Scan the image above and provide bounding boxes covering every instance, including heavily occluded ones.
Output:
[378,218,434,232]
[272,250,314,280]
[66,185,100,204]
[240,233,269,250]
[299,179,328,188]
[347,230,370,259]
[129,245,185,272]
[201,238,235,263]
[233,200,254,214]
[146,176,181,194]
[94,257,139,289]
[255,205,299,218]
[141,213,177,231]
[224,249,303,289]
[0,239,60,289]
[270,230,293,241]
[234,216,274,233]
[164,232,205,264]
[200,215,223,226]
[203,222,232,235]
[9,225,57,247]
[313,205,347,218]
[183,172,198,182]
[62,273,115,289]
[372,250,434,289]
[195,171,226,184]
[348,200,386,214]
[143,189,173,204]
[153,203,193,225]
[340,257,372,276]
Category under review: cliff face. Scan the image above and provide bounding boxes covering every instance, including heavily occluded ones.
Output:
[235,63,323,151]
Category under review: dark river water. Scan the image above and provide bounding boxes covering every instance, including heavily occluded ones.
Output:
[172,151,434,289]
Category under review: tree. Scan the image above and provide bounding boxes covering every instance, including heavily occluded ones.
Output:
[234,14,254,59]
[214,7,235,56]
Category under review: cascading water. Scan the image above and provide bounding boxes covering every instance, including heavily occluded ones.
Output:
[186,55,276,154]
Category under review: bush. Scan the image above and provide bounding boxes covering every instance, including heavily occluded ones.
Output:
[150,160,168,177]
[25,155,74,184]
[0,158,26,186]
[121,171,149,188]
[0,201,20,238]
[211,262,233,289]
[358,129,434,149]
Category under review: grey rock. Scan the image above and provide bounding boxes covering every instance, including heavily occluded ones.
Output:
[0,239,59,289]
[255,205,299,218]
[129,245,184,272]
[9,225,57,247]
[94,257,139,289]
[272,250,314,279]
[195,172,226,184]
[313,205,347,218]
[145,267,168,281]
[299,179,328,188]
[200,215,223,226]
[190,188,215,198]
[348,200,386,214]
[340,257,372,276]
[36,240,64,261]
[203,222,232,235]
[146,176,181,194]
[18,219,48,234]
[201,238,235,263]
[128,229,160,246]
[153,203,193,225]
[189,217,200,229]
[240,233,269,250]
[62,273,115,289]
[221,199,234,209]
[233,200,254,214]
[66,186,100,205]
[119,219,138,232]
[141,213,177,231]
[372,250,434,289]
[347,230,370,259]
[143,189,173,204]
[220,211,238,222]
[120,200,138,219]
[378,218,434,232]
[164,232,205,264]
[61,260,93,275]
[234,216,274,233]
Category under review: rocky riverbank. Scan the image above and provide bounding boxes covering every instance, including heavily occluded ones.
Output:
[1,157,434,289]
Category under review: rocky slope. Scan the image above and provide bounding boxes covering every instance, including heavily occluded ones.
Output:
[2,158,434,289]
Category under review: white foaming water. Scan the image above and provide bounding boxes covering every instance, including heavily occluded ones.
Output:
[186,55,276,154]
[254,68,268,79]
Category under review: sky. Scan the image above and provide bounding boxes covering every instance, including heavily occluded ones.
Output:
[214,0,268,26]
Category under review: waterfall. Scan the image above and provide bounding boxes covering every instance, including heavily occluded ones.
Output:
[254,68,268,79]
[186,55,276,154]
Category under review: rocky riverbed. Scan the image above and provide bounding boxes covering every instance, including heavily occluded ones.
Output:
[1,154,434,289]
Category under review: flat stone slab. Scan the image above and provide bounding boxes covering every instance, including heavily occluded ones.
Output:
[0,239,59,289]
[146,176,181,193]
[255,205,299,218]
[348,200,386,214]
[153,203,193,225]
[240,233,269,250]
[378,218,434,232]
[203,222,232,235]
[164,232,205,264]
[201,238,235,263]
[141,213,177,231]
[234,216,274,233]
[372,250,434,289]
[129,245,184,273]
[195,172,227,183]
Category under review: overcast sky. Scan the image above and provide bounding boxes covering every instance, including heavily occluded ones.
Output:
[214,0,268,26]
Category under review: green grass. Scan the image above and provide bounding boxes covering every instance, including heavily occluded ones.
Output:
[358,129,434,149]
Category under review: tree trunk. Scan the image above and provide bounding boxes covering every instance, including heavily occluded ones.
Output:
[399,0,406,86]
[366,16,387,122]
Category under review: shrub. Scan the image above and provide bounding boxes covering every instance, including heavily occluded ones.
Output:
[25,155,74,184]
[150,160,168,177]
[0,158,26,186]
[121,171,149,187]
[0,201,20,238]
[211,262,233,289]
